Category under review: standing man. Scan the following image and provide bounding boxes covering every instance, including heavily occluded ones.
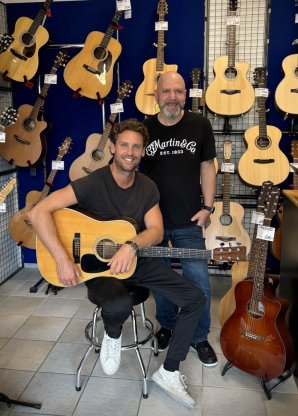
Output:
[29,119,206,408]
[142,72,218,367]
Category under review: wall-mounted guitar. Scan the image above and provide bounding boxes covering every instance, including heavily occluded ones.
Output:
[0,34,14,55]
[0,178,16,205]
[0,0,52,82]
[63,9,123,100]
[205,0,254,116]
[8,137,72,250]
[205,139,251,255]
[275,39,298,116]
[220,184,294,382]
[135,0,178,115]
[69,80,133,181]
[0,107,18,132]
[238,67,290,186]
[0,51,68,167]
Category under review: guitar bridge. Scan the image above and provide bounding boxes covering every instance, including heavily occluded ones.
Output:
[10,48,27,61]
[82,166,93,174]
[24,219,33,228]
[290,89,298,93]
[83,64,100,76]
[72,233,80,263]
[14,135,30,145]
[216,236,236,242]
[253,158,275,164]
[241,329,264,342]
[220,89,241,95]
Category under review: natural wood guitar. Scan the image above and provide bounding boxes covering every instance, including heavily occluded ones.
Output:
[0,107,18,132]
[135,0,178,115]
[205,0,254,116]
[63,10,122,100]
[8,138,72,249]
[205,140,251,254]
[220,185,294,380]
[0,0,52,82]
[0,52,68,167]
[238,67,289,186]
[36,207,246,287]
[69,80,132,181]
[0,178,16,204]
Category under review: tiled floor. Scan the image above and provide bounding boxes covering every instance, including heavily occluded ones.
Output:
[0,267,297,416]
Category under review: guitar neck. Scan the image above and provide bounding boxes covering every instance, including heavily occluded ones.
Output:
[138,246,212,260]
[293,157,298,189]
[156,28,165,71]
[96,112,118,151]
[227,12,237,67]
[29,0,52,36]
[257,95,268,139]
[100,11,123,49]
[222,168,231,214]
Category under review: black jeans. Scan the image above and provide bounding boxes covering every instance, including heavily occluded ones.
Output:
[86,258,206,363]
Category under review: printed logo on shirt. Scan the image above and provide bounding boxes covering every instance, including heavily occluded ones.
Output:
[146,138,196,156]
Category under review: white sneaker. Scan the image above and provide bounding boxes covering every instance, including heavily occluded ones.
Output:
[100,331,122,375]
[152,365,195,408]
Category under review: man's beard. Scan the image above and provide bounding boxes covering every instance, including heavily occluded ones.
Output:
[160,102,185,119]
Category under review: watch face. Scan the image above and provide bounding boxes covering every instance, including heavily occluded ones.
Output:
[131,242,139,252]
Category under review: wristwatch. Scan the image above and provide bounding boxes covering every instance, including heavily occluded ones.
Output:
[203,205,215,213]
[125,240,139,253]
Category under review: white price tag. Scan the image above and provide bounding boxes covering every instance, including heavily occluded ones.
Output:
[189,88,203,98]
[0,203,6,213]
[257,225,275,241]
[251,210,265,225]
[52,160,64,170]
[110,102,124,114]
[124,9,132,19]
[155,21,168,31]
[295,13,298,24]
[44,74,57,85]
[255,88,269,97]
[290,163,298,173]
[221,162,235,173]
[117,0,131,11]
[227,16,240,26]
[0,131,6,143]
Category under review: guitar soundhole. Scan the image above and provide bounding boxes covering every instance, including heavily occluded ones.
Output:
[247,300,265,319]
[225,67,237,80]
[94,46,108,61]
[22,32,34,47]
[220,213,233,226]
[23,118,36,132]
[92,149,104,161]
[295,67,298,77]
[95,238,116,262]
[256,136,271,149]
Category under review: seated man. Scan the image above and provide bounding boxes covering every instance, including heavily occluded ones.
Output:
[29,119,206,409]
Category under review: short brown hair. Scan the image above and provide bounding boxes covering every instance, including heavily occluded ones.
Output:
[110,118,150,147]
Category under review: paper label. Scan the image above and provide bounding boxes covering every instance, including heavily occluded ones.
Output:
[189,88,203,98]
[110,102,124,113]
[227,16,240,26]
[0,203,6,213]
[255,88,269,97]
[44,74,57,85]
[52,160,64,170]
[117,0,131,11]
[0,131,6,143]
[221,162,235,173]
[251,211,265,225]
[155,21,168,31]
[257,225,275,241]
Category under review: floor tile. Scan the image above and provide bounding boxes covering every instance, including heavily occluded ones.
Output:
[265,392,298,416]
[0,338,9,349]
[0,296,44,316]
[13,280,49,297]
[13,316,70,342]
[0,315,28,338]
[33,297,83,318]
[58,318,90,344]
[0,368,34,398]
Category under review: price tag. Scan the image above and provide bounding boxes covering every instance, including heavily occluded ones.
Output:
[189,88,203,98]
[221,162,235,173]
[124,9,132,19]
[290,163,298,173]
[257,225,275,241]
[0,203,6,213]
[52,160,64,170]
[251,210,264,225]
[117,0,131,11]
[155,21,168,31]
[255,88,269,97]
[44,74,57,85]
[110,102,124,114]
[295,13,298,24]
[227,16,240,26]
[0,131,6,143]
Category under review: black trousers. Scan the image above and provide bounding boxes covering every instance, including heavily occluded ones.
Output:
[86,258,206,363]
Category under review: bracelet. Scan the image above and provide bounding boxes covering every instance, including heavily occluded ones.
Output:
[203,205,215,213]
[125,240,139,253]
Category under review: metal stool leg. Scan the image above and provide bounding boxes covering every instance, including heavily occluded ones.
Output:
[131,307,148,398]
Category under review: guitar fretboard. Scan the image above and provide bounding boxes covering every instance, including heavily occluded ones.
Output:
[28,0,53,36]
[100,11,123,49]
[227,11,237,68]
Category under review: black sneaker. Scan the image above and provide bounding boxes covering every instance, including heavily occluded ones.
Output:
[190,340,218,367]
[151,327,172,352]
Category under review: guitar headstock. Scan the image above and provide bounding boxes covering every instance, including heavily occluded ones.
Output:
[256,181,273,213]
[0,33,14,53]
[53,51,69,70]
[0,107,18,129]
[229,0,238,12]
[190,68,201,86]
[0,178,16,204]
[254,67,267,88]
[157,0,168,17]
[58,137,72,158]
[223,139,232,161]
[117,80,133,101]
[263,186,280,224]
[212,245,246,263]
[291,139,298,160]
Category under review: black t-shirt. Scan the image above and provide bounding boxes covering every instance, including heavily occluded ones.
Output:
[71,165,160,231]
[142,111,216,228]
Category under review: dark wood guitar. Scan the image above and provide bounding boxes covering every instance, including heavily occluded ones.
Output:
[205,0,254,116]
[238,67,289,186]
[69,80,132,181]
[0,51,68,167]
[220,185,294,380]
[36,207,246,287]
[8,138,72,249]
[63,10,122,100]
[190,68,202,113]
[135,0,178,115]
[0,0,52,82]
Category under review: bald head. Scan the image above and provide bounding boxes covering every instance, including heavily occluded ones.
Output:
[156,71,186,91]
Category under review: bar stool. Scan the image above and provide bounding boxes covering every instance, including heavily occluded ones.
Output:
[76,285,158,398]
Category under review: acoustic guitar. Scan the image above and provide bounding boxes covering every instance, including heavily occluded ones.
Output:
[0,0,52,82]
[36,207,246,287]
[0,107,18,132]
[69,80,132,181]
[205,0,254,116]
[220,185,294,380]
[0,178,16,204]
[190,67,202,114]
[275,39,298,116]
[8,138,72,250]
[218,181,272,326]
[135,0,178,115]
[0,34,14,54]
[205,139,251,254]
[238,67,290,186]
[0,51,68,167]
[63,10,123,100]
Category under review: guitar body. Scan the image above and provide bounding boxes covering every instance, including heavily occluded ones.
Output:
[135,58,178,115]
[8,190,41,249]
[205,56,255,116]
[205,201,251,254]
[238,125,289,186]
[63,31,122,99]
[220,279,293,380]
[275,54,298,115]
[0,104,48,167]
[0,17,49,82]
[69,133,112,181]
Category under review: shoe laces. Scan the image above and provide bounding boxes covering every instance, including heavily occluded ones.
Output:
[103,334,121,361]
[171,371,188,393]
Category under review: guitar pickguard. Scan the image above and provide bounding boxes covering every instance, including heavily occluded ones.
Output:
[81,254,110,274]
